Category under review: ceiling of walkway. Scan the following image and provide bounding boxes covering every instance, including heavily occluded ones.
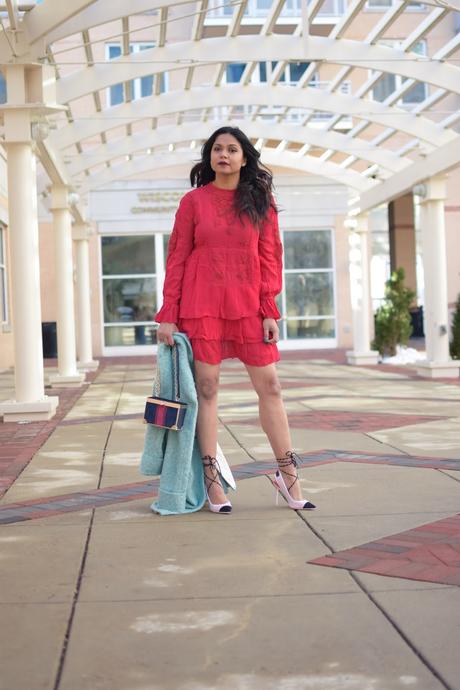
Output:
[1,0,460,216]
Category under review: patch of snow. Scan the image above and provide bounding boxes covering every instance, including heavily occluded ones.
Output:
[382,346,426,365]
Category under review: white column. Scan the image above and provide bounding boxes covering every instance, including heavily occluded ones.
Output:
[73,223,98,371]
[48,186,85,387]
[346,213,379,366]
[416,177,459,378]
[0,66,58,422]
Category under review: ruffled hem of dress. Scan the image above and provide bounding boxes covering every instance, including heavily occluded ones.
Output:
[260,296,281,320]
[179,315,264,344]
[191,339,280,366]
[155,303,179,323]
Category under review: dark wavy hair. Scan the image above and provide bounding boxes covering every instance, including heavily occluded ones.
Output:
[190,126,276,226]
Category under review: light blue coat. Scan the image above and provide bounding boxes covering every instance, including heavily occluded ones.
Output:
[140,333,207,515]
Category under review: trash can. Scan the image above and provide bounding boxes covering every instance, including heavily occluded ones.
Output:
[409,306,424,338]
[42,321,57,358]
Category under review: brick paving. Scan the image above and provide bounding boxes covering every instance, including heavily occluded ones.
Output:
[309,514,460,586]
[1,450,458,526]
[229,410,446,432]
[0,373,98,499]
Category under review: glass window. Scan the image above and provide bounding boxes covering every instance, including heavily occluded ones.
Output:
[101,235,157,347]
[371,41,427,104]
[284,230,333,270]
[285,272,335,318]
[108,44,123,106]
[287,318,335,339]
[104,325,158,346]
[288,62,309,83]
[107,43,160,107]
[0,72,6,104]
[281,229,335,340]
[101,236,155,275]
[103,277,156,323]
[226,63,246,83]
[0,227,7,324]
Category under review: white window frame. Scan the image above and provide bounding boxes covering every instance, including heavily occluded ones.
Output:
[278,227,338,348]
[0,225,8,326]
[370,39,427,106]
[100,233,162,355]
[207,0,347,21]
[366,0,425,10]
[105,42,167,108]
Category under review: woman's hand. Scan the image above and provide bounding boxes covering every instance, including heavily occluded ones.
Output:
[263,318,279,344]
[157,322,178,347]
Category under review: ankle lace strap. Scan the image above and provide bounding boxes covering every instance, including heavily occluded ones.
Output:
[276,451,301,492]
[202,455,221,490]
[276,450,300,468]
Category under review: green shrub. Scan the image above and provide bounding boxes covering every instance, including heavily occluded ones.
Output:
[450,294,460,360]
[372,268,415,357]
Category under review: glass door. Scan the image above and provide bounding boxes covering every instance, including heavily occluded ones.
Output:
[101,235,158,349]
[279,229,336,344]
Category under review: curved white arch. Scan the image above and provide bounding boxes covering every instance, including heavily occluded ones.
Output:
[50,85,455,151]
[56,35,460,105]
[75,148,377,195]
[65,121,409,177]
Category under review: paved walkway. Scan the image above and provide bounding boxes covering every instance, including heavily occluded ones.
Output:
[1,351,459,690]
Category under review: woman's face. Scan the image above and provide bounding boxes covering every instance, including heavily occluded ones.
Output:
[210,134,246,177]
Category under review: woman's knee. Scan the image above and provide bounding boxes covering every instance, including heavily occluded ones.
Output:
[257,375,282,399]
[196,375,219,401]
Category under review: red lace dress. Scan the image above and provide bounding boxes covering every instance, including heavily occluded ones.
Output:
[155,183,282,366]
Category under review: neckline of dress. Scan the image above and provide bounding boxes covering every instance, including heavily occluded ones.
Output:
[208,182,237,194]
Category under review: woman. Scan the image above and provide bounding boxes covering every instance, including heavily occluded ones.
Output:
[156,126,316,514]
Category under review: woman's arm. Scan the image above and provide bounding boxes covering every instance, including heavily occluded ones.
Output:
[155,194,195,332]
[258,206,283,322]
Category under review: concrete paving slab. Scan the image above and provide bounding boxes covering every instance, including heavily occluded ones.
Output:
[0,523,88,603]
[63,384,123,420]
[297,463,460,518]
[438,469,460,482]
[338,379,460,400]
[93,476,297,526]
[59,595,445,690]
[372,588,460,690]
[116,382,152,415]
[79,516,357,602]
[1,510,93,528]
[35,421,112,453]
[0,422,111,503]
[307,512,456,552]
[370,417,460,459]
[0,602,70,690]
[303,396,460,417]
[354,571,456,592]
[0,463,102,504]
[219,398,313,422]
[226,424,400,457]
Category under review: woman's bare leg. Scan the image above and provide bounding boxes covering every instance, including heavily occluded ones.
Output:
[245,362,304,501]
[194,360,227,504]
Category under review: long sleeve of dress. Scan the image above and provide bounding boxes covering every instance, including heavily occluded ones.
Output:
[155,194,195,323]
[259,207,283,320]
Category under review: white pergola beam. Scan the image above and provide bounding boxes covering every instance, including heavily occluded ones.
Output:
[40,0,197,47]
[350,137,460,214]
[24,0,100,44]
[64,121,409,176]
[5,0,20,31]
[50,84,456,151]
[75,147,377,196]
[55,35,460,105]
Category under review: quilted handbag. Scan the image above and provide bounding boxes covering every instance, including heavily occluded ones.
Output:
[144,345,187,430]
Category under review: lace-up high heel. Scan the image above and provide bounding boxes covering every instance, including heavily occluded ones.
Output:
[273,451,316,510]
[202,455,232,514]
